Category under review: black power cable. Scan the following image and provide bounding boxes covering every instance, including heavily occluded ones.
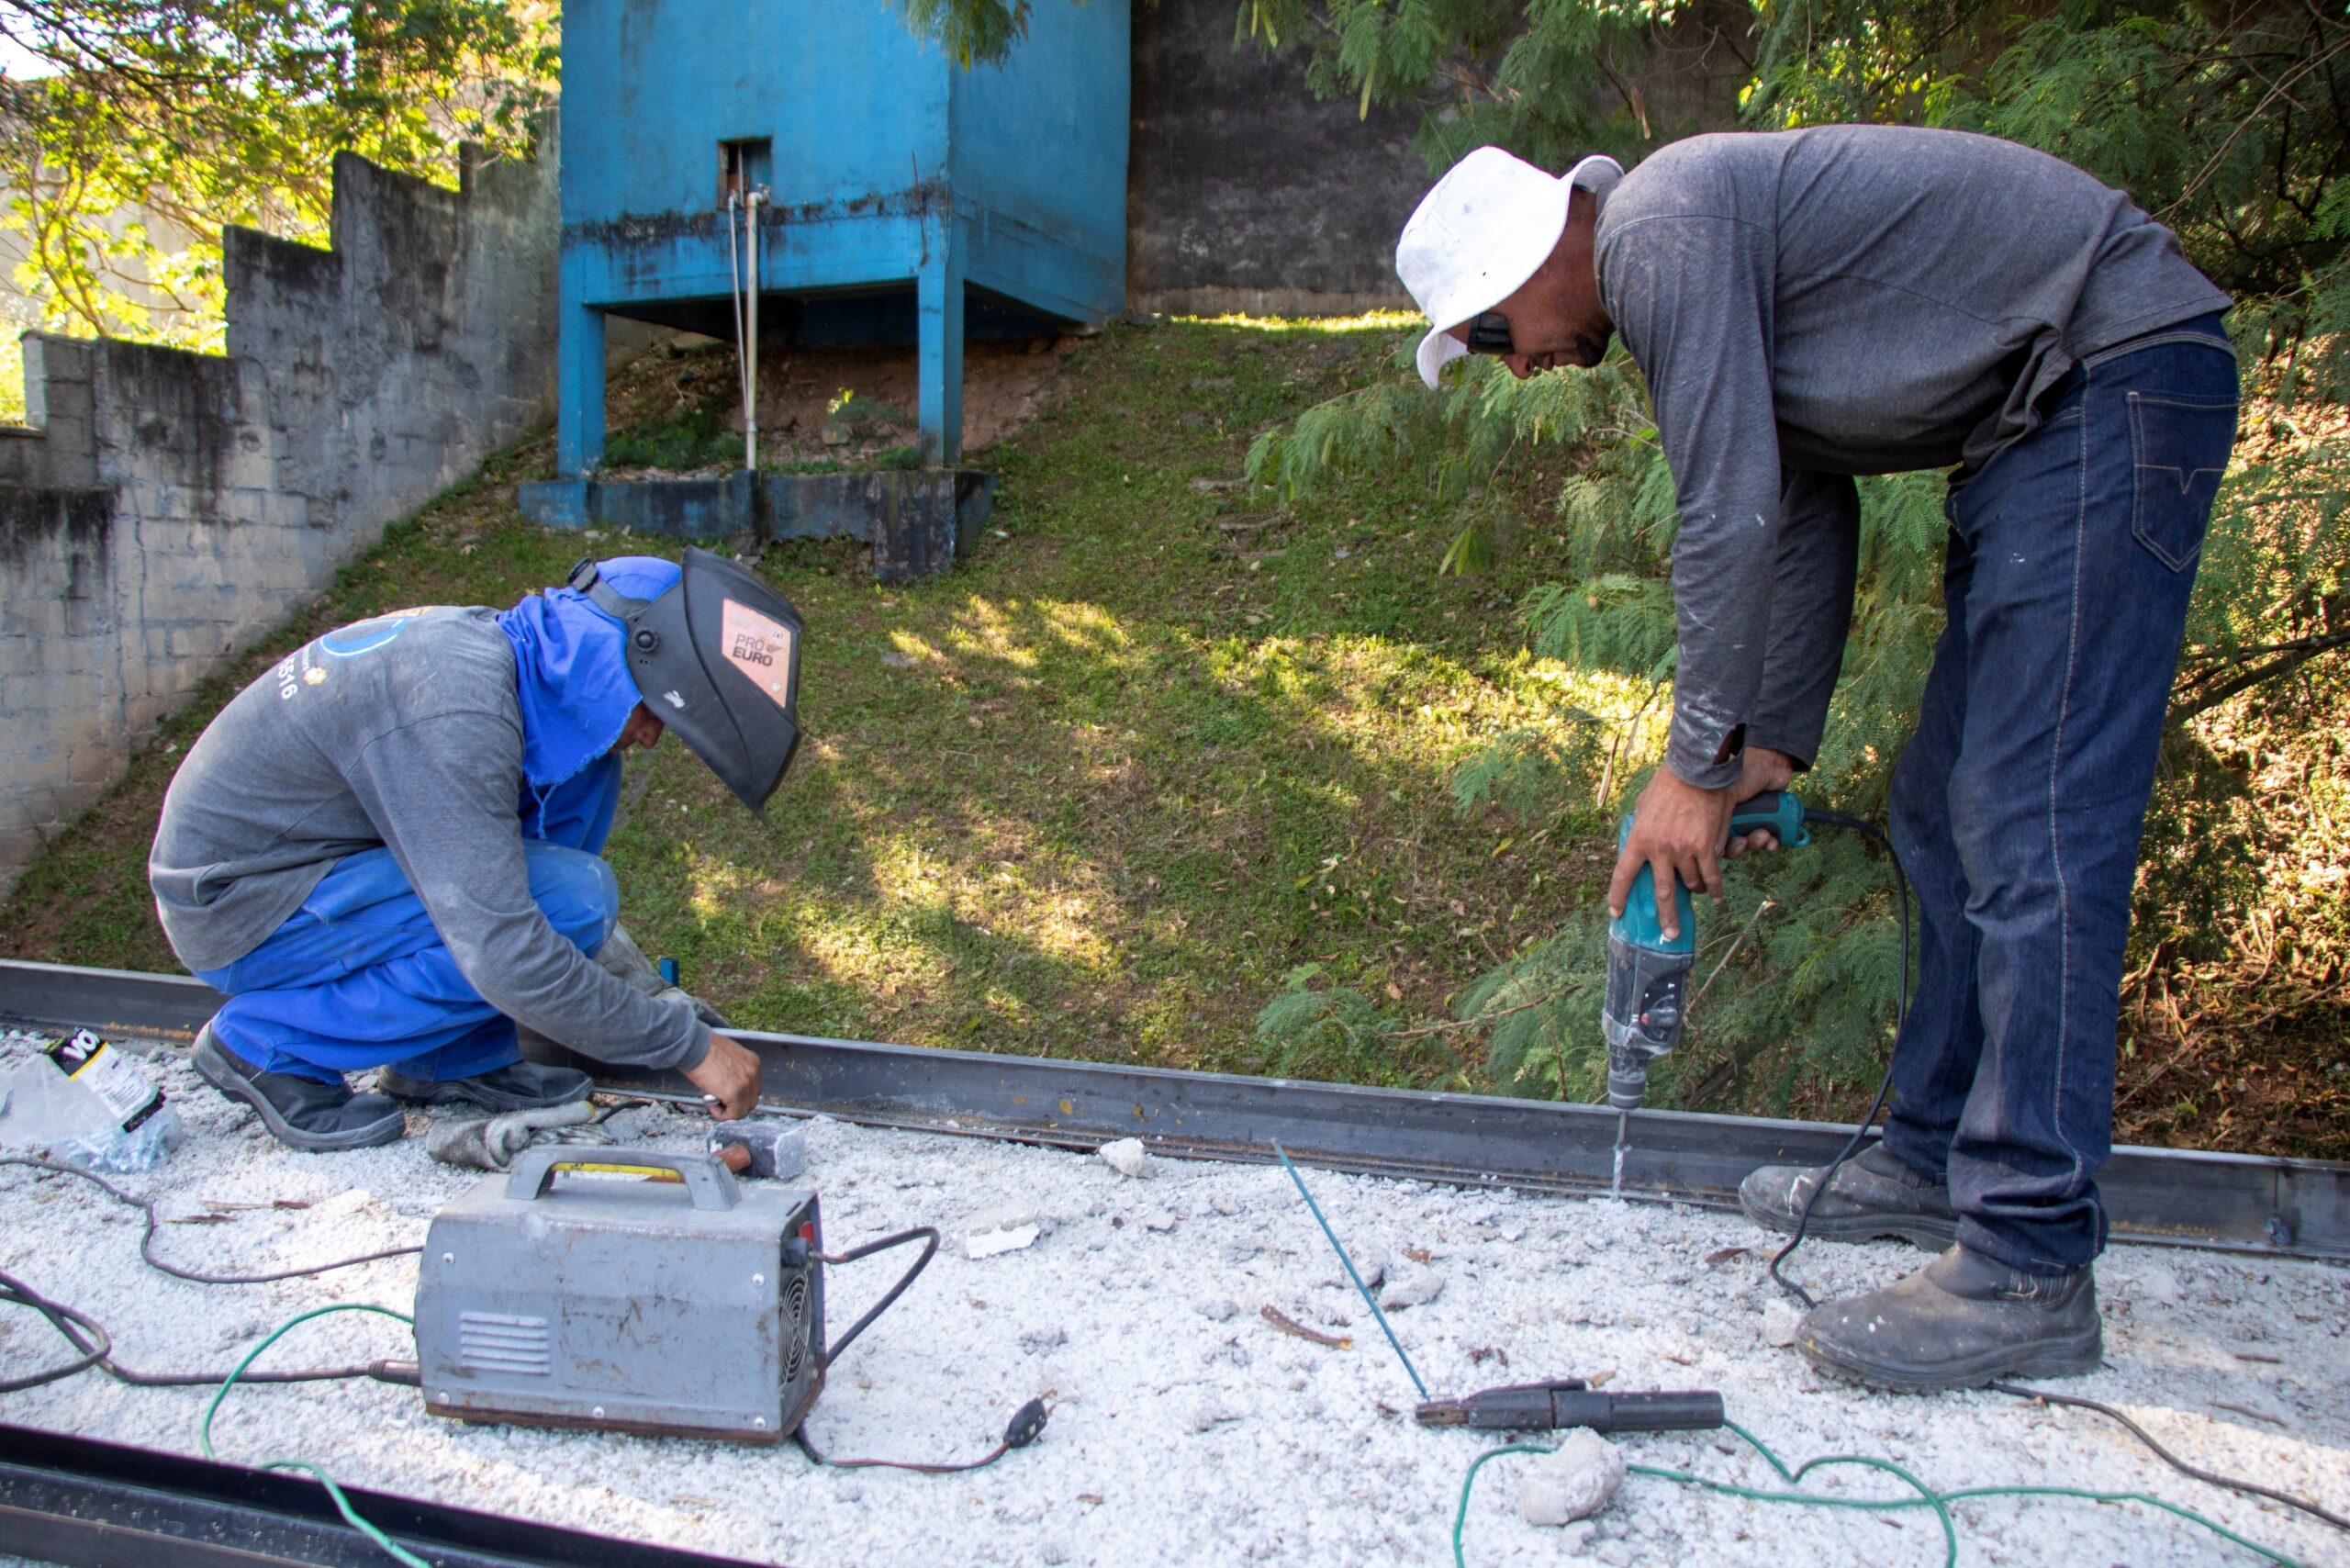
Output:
[1760,808,1912,1312]
[0,1268,110,1393]
[0,1155,422,1283]
[1993,1381,2350,1536]
[791,1225,1055,1473]
[1753,812,2345,1546]
[0,1154,422,1394]
[795,1399,1050,1476]
[813,1226,941,1366]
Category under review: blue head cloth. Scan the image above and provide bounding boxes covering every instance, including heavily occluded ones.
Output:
[495,555,682,790]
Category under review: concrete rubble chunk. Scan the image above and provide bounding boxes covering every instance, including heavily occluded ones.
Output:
[1189,1396,1245,1432]
[1378,1267,1443,1311]
[1096,1137,1153,1178]
[1762,1299,1803,1348]
[1519,1430,1626,1526]
[2133,1262,2182,1305]
[1141,1208,1180,1232]
[960,1205,1042,1260]
[597,1104,661,1143]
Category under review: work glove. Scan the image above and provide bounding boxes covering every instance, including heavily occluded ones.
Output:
[598,924,733,1029]
[424,1100,612,1172]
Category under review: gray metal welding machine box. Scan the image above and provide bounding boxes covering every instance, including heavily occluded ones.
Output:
[414,1148,824,1443]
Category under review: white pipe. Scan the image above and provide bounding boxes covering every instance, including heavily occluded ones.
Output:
[744,189,761,473]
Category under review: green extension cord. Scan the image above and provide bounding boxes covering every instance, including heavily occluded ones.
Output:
[1450,1419,2309,1568]
[201,1303,424,1568]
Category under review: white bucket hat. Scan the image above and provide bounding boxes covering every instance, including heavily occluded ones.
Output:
[1396,148,1624,390]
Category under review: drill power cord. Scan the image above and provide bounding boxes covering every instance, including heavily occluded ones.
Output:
[1756,807,1913,1314]
[1990,1381,2350,1534]
[1719,809,2343,1553]
[1451,1419,2314,1568]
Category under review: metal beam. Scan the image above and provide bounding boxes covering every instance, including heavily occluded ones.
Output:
[4,958,2344,1263]
[0,1423,769,1568]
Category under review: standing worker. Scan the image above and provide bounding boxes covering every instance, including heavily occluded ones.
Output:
[150,550,803,1151]
[1395,127,2235,1390]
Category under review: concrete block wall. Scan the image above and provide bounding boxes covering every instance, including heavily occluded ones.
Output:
[0,134,559,900]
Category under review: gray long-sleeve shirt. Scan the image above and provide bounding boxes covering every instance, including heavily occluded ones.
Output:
[150,607,711,1072]
[1593,126,2231,787]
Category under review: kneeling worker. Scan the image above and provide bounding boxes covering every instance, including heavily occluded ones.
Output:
[1397,128,2234,1389]
[149,550,801,1150]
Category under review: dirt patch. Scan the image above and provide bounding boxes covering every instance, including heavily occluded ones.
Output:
[616,333,1079,470]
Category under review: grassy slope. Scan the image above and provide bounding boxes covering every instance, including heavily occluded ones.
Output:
[0,318,1611,1090]
[10,319,2340,1159]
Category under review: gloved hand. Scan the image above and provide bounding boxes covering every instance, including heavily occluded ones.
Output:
[424,1100,613,1172]
[598,924,733,1029]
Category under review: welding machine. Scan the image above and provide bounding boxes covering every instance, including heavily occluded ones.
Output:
[413,1148,825,1443]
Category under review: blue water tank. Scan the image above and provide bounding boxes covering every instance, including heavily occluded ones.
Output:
[555,0,1131,472]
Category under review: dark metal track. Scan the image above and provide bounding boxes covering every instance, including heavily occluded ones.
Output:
[0,1422,770,1568]
[4,958,2344,1263]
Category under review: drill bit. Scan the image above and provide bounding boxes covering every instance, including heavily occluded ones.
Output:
[1610,1109,1630,1202]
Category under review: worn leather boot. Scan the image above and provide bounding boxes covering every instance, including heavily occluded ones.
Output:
[376,1060,592,1113]
[1740,1142,1959,1250]
[1796,1244,2103,1393]
[193,1025,406,1153]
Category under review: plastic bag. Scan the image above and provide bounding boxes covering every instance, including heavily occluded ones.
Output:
[0,1059,184,1173]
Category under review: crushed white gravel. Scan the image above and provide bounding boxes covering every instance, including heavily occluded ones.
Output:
[2,1041,2345,1568]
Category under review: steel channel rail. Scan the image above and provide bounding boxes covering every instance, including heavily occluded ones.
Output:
[5,958,2345,1263]
[0,1422,771,1568]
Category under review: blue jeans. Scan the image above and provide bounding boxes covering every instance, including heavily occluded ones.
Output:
[1880,315,2238,1274]
[196,756,624,1084]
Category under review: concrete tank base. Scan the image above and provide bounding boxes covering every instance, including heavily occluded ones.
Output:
[518,468,998,583]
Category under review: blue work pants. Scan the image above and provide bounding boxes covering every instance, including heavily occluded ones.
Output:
[196,756,624,1084]
[1879,316,2238,1274]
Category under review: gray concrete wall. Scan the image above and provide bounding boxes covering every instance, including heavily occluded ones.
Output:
[1127,0,1433,315]
[1125,0,1751,316]
[0,136,559,899]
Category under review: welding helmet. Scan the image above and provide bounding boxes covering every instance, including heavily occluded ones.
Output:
[568,548,805,816]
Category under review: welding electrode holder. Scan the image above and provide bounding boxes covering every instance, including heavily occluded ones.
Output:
[1414,1379,1725,1433]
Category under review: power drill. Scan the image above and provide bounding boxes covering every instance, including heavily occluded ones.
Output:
[1604,791,1809,1137]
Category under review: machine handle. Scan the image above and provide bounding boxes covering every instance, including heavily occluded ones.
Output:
[504,1146,743,1211]
[1552,1388,1726,1432]
[1725,790,1810,849]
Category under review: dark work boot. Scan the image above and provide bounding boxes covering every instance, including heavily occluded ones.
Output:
[376,1060,592,1113]
[1796,1244,2102,1393]
[1740,1142,1959,1250]
[192,1025,407,1153]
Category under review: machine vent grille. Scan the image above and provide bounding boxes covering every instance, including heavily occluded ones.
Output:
[459,1311,552,1375]
[781,1275,811,1383]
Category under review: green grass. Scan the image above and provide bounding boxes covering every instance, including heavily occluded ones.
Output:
[0,316,1617,1091]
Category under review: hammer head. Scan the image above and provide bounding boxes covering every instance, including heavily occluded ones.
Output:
[709,1119,805,1180]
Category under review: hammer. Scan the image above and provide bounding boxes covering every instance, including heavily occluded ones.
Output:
[709,1119,804,1180]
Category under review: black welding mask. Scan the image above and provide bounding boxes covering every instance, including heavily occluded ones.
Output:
[569,549,805,817]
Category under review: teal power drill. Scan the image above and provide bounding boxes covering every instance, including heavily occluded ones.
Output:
[1605,791,1810,1141]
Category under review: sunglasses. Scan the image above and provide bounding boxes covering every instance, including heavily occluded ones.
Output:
[1463,312,1515,355]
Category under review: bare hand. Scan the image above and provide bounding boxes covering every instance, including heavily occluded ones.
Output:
[1607,768,1736,939]
[683,1033,762,1121]
[1723,747,1798,861]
